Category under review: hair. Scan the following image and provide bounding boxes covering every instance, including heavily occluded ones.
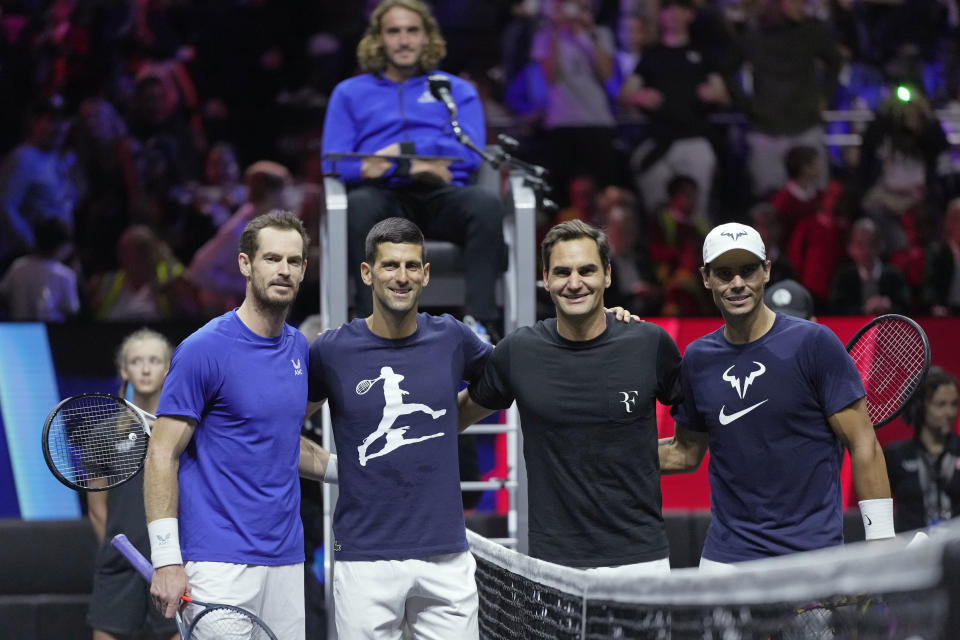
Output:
[115,328,173,398]
[356,0,447,73]
[666,174,698,198]
[541,219,611,271]
[784,145,819,179]
[904,366,960,431]
[238,210,309,260]
[364,217,425,263]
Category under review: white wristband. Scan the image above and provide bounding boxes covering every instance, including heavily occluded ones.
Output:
[859,498,895,540]
[147,517,183,568]
[324,454,338,485]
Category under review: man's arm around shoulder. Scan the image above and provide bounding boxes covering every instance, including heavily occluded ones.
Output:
[658,425,708,474]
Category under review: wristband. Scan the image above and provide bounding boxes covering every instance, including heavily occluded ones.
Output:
[147,517,183,568]
[324,454,338,485]
[859,498,895,540]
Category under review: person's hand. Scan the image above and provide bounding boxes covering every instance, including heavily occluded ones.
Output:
[361,143,401,179]
[606,306,643,323]
[150,564,190,619]
[410,159,452,184]
[697,77,728,105]
[630,88,663,111]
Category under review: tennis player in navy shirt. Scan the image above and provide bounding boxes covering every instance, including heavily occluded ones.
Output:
[307,217,490,638]
[659,222,895,568]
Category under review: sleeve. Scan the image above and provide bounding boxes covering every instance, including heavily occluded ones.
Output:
[468,336,515,411]
[307,334,330,403]
[0,153,38,255]
[810,324,865,416]
[320,83,365,185]
[655,328,684,407]
[155,338,220,422]
[669,355,706,432]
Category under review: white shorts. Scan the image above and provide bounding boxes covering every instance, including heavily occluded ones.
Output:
[583,556,671,578]
[334,551,479,640]
[183,560,305,640]
[698,556,739,573]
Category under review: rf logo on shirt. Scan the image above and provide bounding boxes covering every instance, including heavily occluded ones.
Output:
[619,390,641,413]
[718,361,768,425]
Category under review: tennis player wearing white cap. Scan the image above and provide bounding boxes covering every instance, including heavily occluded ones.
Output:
[658,222,894,569]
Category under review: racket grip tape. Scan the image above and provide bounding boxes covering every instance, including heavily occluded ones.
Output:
[111,533,155,582]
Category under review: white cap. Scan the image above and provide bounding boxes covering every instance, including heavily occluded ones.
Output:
[702,222,766,265]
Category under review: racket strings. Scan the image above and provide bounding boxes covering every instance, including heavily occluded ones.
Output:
[849,321,927,425]
[189,605,276,639]
[46,397,147,488]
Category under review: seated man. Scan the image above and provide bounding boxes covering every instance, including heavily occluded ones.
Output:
[321,0,506,340]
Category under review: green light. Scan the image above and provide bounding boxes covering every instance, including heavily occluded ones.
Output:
[896,86,912,102]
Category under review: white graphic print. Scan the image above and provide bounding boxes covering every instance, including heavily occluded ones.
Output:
[620,390,640,413]
[357,366,446,466]
[292,359,303,376]
[718,361,768,425]
[722,362,765,399]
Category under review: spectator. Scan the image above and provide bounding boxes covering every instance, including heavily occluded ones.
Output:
[187,160,292,316]
[885,366,960,532]
[858,86,949,255]
[769,144,823,241]
[0,95,78,270]
[88,224,195,321]
[648,175,712,316]
[320,0,506,341]
[787,179,850,306]
[750,201,796,285]
[828,217,910,315]
[922,197,960,316]
[532,0,620,203]
[0,218,79,321]
[622,0,728,222]
[739,0,841,197]
[597,186,660,315]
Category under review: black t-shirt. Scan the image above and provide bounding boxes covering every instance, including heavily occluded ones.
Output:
[633,43,716,141]
[470,315,682,567]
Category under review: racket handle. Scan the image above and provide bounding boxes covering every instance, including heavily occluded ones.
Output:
[111,533,154,582]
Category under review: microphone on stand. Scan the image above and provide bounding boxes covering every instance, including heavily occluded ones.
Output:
[427,74,458,120]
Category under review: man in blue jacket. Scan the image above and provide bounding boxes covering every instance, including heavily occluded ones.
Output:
[321,0,506,341]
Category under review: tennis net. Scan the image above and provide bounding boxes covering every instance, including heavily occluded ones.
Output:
[468,520,960,639]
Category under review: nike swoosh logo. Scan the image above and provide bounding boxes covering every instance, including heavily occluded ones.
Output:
[718,399,769,425]
[864,515,872,526]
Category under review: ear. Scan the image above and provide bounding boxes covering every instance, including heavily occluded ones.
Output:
[604,263,612,289]
[422,262,430,287]
[238,252,252,278]
[762,259,771,285]
[360,261,373,286]
[700,266,710,289]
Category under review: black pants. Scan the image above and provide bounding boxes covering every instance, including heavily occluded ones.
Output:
[347,183,506,322]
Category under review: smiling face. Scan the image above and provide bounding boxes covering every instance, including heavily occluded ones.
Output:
[361,241,429,318]
[701,249,771,320]
[544,237,611,324]
[240,226,306,312]
[379,6,427,79]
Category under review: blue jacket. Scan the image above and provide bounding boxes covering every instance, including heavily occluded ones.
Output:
[320,71,485,187]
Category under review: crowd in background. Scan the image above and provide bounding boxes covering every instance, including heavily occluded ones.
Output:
[2,0,960,326]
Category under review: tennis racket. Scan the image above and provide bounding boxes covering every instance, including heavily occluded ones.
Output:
[355,376,381,395]
[111,533,279,640]
[42,393,155,491]
[846,314,930,429]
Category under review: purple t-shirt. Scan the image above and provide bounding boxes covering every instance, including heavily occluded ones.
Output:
[157,311,308,565]
[308,313,491,561]
[671,313,865,562]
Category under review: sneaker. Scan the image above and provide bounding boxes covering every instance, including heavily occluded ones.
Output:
[463,315,491,344]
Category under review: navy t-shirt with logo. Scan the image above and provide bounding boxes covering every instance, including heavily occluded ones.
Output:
[671,313,864,562]
[308,313,491,561]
